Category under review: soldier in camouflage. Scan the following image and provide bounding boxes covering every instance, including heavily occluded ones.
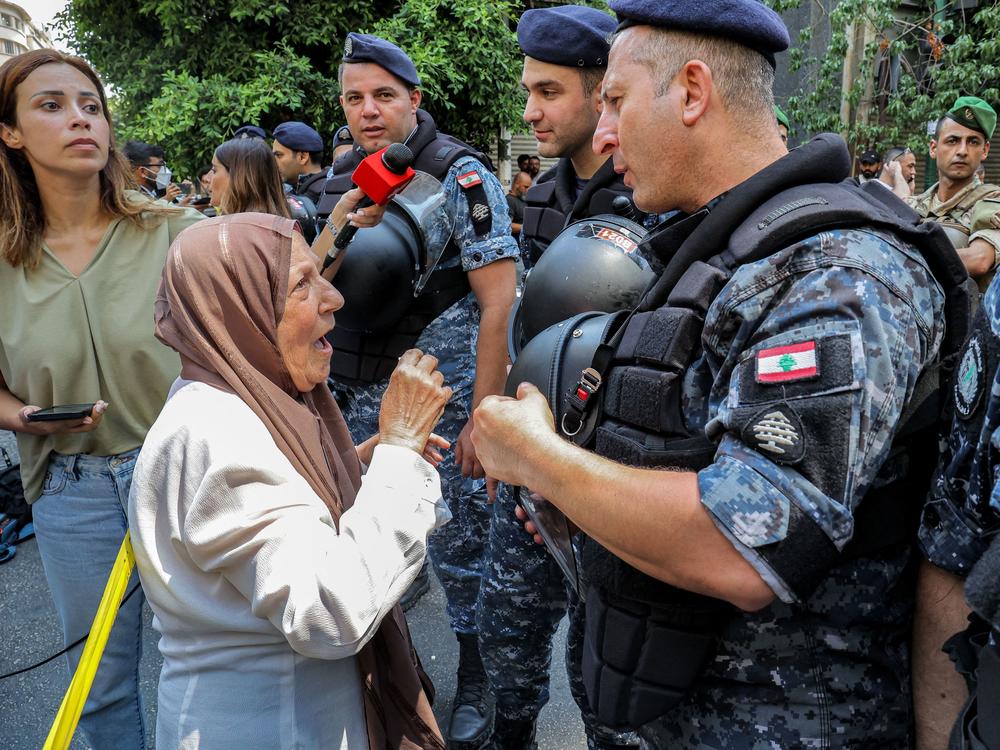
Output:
[470,0,962,747]
[908,96,1000,288]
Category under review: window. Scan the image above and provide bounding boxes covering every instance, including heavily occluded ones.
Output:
[2,40,24,56]
[0,14,11,27]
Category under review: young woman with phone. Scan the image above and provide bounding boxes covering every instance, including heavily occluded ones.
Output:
[0,49,201,749]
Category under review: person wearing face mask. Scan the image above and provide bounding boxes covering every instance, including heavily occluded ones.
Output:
[123,139,191,205]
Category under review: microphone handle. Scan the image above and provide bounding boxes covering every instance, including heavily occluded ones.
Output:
[333,195,375,251]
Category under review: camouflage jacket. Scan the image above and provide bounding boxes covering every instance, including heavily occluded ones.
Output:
[920,273,1000,575]
[908,177,1000,251]
[643,224,946,749]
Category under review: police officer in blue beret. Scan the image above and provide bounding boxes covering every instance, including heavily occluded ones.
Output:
[271,121,327,206]
[471,1,970,748]
[313,32,519,750]
[476,6,644,750]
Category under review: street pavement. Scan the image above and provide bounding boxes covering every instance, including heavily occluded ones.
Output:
[0,529,587,748]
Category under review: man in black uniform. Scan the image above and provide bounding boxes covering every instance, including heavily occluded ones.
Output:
[476,7,643,750]
[271,121,327,205]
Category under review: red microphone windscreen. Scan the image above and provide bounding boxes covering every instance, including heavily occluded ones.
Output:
[351,146,416,205]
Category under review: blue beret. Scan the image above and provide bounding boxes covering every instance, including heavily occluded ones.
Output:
[518,6,617,68]
[272,121,324,153]
[608,0,790,67]
[342,32,421,88]
[332,124,354,149]
[234,124,267,140]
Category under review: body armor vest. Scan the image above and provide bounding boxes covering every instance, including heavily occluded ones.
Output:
[522,158,638,266]
[319,110,487,385]
[574,134,972,730]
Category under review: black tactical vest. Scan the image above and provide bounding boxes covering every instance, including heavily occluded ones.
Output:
[319,110,488,385]
[572,133,972,730]
[522,158,638,266]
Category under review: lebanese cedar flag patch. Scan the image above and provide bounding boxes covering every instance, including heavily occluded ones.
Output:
[756,341,818,384]
[457,170,483,189]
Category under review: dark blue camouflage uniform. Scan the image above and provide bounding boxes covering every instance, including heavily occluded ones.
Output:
[337,155,518,636]
[919,275,1000,574]
[635,227,945,748]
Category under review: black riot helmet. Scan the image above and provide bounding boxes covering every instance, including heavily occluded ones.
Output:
[332,203,422,332]
[509,214,653,360]
[285,193,318,244]
[506,311,625,441]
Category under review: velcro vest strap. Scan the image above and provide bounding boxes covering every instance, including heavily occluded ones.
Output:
[665,261,729,314]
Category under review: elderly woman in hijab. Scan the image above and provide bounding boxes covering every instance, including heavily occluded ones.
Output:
[128,213,452,750]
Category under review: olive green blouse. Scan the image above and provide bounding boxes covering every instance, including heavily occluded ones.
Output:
[0,197,202,501]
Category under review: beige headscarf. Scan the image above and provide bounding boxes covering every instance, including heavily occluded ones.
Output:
[155,213,444,749]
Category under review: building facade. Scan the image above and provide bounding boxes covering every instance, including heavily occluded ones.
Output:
[0,1,53,64]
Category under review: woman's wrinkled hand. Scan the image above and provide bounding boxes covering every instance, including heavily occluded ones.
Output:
[379,350,452,456]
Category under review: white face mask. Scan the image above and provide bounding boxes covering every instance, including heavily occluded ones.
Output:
[154,165,172,191]
[144,164,172,191]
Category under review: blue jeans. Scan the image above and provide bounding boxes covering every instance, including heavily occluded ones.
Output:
[32,449,147,750]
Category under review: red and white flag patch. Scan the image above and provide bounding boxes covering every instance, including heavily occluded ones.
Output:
[457,170,483,189]
[756,341,818,384]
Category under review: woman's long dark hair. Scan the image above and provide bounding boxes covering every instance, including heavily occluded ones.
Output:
[215,138,290,218]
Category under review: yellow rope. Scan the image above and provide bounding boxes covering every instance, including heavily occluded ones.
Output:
[44,532,136,750]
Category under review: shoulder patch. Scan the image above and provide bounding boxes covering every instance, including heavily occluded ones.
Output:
[756,341,819,384]
[743,404,805,464]
[457,170,483,189]
[955,333,986,420]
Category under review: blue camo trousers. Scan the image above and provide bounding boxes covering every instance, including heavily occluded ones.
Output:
[337,379,489,635]
[478,483,640,746]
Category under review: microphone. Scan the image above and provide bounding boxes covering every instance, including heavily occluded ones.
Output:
[323,143,416,269]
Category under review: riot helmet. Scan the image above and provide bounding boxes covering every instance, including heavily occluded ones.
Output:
[509,214,653,360]
[331,171,455,333]
[506,311,625,442]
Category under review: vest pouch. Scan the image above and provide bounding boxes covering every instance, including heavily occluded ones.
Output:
[595,419,716,469]
[581,585,723,730]
[617,307,703,370]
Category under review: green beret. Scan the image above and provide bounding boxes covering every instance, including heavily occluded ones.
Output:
[945,96,996,140]
[774,105,790,130]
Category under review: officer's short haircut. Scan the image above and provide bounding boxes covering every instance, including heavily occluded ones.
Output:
[614,28,774,123]
[305,149,323,166]
[122,140,165,167]
[935,115,989,142]
[579,67,605,99]
[884,146,907,164]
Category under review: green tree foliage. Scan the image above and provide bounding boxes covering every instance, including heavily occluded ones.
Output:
[57,0,523,176]
[769,0,1000,156]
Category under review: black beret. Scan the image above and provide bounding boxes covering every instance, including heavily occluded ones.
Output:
[517,6,617,68]
[859,149,881,164]
[342,32,421,88]
[609,0,790,67]
[272,121,324,153]
[332,125,354,149]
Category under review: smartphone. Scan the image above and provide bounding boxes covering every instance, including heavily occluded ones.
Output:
[26,403,96,422]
